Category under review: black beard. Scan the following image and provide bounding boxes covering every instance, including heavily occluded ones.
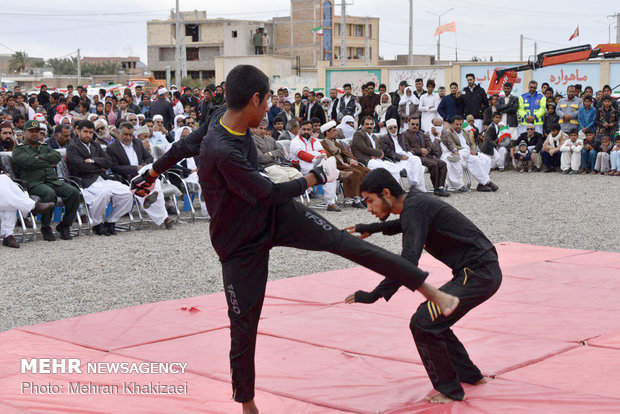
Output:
[301,133,311,139]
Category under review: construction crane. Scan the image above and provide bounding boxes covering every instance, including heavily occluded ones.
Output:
[487,43,620,95]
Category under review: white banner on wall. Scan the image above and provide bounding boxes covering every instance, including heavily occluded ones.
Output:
[388,68,446,92]
[531,63,600,95]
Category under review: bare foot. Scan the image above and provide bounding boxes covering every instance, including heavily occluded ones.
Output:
[433,291,459,317]
[242,399,259,414]
[473,376,491,385]
[424,393,457,404]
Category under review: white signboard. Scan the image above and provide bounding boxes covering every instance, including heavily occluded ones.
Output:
[531,63,600,95]
[388,68,446,92]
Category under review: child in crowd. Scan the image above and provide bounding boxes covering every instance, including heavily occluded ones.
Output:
[560,129,583,174]
[607,136,620,176]
[580,128,599,174]
[513,140,532,173]
[595,135,612,174]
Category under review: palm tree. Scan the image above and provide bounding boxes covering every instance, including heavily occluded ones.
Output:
[47,57,77,75]
[8,51,31,73]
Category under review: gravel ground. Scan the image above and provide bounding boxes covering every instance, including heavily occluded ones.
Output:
[2,170,619,331]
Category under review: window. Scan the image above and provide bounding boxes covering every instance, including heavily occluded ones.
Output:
[186,47,199,61]
[189,71,200,80]
[185,24,199,42]
[232,30,238,38]
[153,71,166,80]
[355,24,364,37]
[355,47,364,59]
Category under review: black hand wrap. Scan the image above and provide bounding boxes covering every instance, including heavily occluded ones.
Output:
[310,158,327,185]
[355,223,376,235]
[354,290,381,304]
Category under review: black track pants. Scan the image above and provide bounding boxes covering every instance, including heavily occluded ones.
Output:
[410,260,502,400]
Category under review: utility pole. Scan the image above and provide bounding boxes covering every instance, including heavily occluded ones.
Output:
[290,13,293,58]
[616,13,620,43]
[426,8,453,63]
[520,34,523,61]
[364,17,370,66]
[408,0,413,66]
[180,10,187,82]
[340,1,346,66]
[534,42,537,58]
[175,1,181,85]
[76,48,81,86]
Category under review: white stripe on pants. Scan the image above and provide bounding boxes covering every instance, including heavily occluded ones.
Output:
[82,177,133,226]
[0,175,36,237]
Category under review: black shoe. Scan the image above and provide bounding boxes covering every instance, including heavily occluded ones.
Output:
[351,200,366,209]
[104,222,117,235]
[41,226,56,241]
[327,203,342,212]
[400,169,408,177]
[164,217,174,230]
[487,181,499,192]
[93,223,110,236]
[3,235,20,248]
[143,191,159,209]
[562,169,570,175]
[476,184,492,192]
[433,188,450,197]
[56,224,72,240]
[458,186,470,193]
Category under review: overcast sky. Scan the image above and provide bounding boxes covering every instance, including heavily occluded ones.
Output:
[0,0,616,63]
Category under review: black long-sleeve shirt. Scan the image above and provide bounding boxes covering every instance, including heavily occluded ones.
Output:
[355,189,496,301]
[152,106,309,261]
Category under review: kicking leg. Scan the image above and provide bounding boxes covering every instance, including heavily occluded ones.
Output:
[271,200,458,315]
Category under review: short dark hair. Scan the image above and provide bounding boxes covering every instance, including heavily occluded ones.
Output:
[50,92,60,100]
[225,65,269,111]
[310,117,320,124]
[361,116,374,125]
[12,114,24,123]
[343,83,351,89]
[367,81,375,88]
[67,84,74,89]
[119,122,134,131]
[76,120,95,130]
[503,82,513,88]
[546,87,554,95]
[450,115,464,123]
[550,123,561,131]
[360,168,405,198]
[79,100,89,110]
[120,98,127,103]
[415,78,423,83]
[569,129,578,135]
[426,79,435,88]
[449,82,458,88]
[379,83,387,90]
[492,112,501,118]
[583,128,593,135]
[54,124,71,135]
[529,80,538,86]
[465,73,475,79]
[583,95,593,102]
[299,120,312,128]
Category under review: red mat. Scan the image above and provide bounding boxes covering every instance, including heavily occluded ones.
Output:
[1,242,619,413]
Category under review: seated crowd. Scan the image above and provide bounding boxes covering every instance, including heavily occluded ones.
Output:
[0,78,619,248]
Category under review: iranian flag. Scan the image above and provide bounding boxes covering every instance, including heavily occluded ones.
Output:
[462,121,473,131]
[498,125,512,144]
[311,26,323,36]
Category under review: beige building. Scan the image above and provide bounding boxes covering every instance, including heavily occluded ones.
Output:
[147,10,273,82]
[273,0,380,68]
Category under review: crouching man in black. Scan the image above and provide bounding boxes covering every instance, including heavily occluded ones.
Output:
[344,168,502,404]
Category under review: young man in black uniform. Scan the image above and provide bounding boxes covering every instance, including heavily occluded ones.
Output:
[131,65,459,414]
[344,168,502,404]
